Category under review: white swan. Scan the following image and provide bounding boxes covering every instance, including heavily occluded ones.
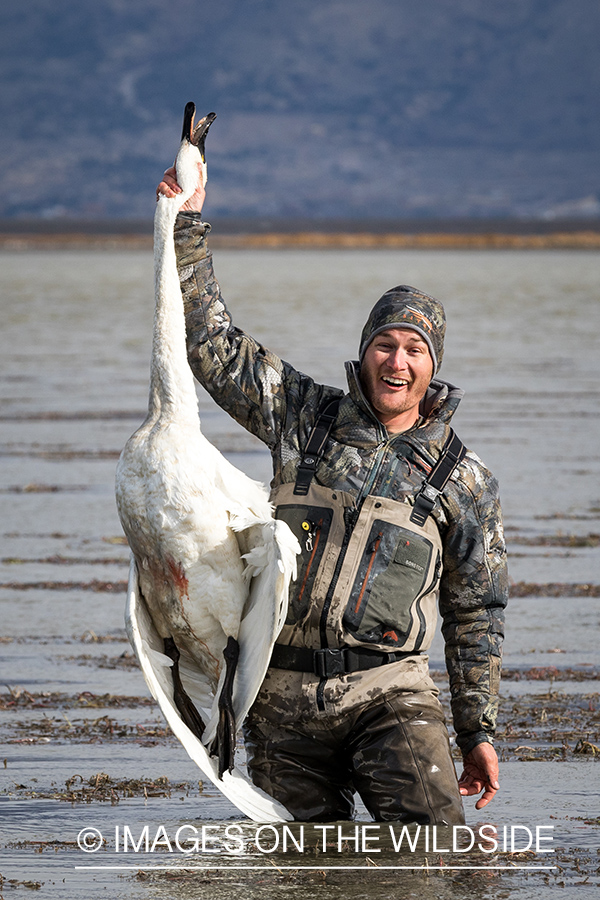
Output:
[115,103,297,822]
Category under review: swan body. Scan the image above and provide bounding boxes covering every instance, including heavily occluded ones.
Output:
[115,104,297,822]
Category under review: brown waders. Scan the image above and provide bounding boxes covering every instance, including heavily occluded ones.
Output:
[244,674,465,824]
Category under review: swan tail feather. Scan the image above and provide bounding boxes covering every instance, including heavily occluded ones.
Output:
[125,558,293,822]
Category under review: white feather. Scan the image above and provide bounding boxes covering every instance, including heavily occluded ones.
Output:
[115,109,299,821]
[126,561,292,821]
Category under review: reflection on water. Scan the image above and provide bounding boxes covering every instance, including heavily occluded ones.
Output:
[1,248,599,898]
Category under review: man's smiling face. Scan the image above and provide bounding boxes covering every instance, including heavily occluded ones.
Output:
[359,328,433,433]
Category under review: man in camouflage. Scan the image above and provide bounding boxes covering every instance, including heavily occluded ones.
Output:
[158,168,508,823]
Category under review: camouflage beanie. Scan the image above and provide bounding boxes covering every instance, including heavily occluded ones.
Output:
[359,285,446,375]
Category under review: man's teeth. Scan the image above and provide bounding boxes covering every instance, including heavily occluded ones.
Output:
[382,376,408,386]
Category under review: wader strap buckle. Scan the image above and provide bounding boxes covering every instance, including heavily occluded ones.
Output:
[313,648,349,677]
[269,643,417,676]
[294,396,342,496]
[410,429,466,527]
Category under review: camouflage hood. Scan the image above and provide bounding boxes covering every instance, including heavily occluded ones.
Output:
[359,285,446,375]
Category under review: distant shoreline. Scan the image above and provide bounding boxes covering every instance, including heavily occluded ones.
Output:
[2,230,600,250]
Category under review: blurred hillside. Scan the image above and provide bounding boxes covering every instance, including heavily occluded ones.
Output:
[1,0,599,222]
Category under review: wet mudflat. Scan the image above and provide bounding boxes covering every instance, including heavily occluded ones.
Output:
[1,248,599,898]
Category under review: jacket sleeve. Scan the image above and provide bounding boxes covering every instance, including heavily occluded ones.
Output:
[438,452,508,756]
[174,212,298,450]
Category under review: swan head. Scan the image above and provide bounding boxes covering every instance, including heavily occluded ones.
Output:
[175,103,217,199]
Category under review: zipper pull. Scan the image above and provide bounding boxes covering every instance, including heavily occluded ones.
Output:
[302,519,323,553]
[301,519,314,552]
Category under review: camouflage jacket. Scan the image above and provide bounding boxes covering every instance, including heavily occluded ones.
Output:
[175,214,508,755]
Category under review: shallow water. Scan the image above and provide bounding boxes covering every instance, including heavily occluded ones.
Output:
[1,248,599,897]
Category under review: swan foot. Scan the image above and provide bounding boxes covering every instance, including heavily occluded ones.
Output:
[163,636,206,741]
[211,635,239,778]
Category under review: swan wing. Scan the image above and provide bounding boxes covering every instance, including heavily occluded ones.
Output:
[203,517,299,744]
[125,557,292,822]
[235,519,299,718]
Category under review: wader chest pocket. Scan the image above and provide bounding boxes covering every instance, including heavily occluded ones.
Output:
[275,504,333,623]
[343,521,434,641]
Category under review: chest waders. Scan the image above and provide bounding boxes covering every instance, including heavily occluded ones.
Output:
[270,397,466,678]
[246,398,469,824]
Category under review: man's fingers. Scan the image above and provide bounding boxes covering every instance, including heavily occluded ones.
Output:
[156,179,182,200]
[156,166,182,199]
[459,778,498,803]
[160,177,182,191]
[474,783,499,809]
[458,777,484,796]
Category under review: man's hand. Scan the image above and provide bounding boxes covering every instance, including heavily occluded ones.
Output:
[156,164,206,214]
[458,742,500,810]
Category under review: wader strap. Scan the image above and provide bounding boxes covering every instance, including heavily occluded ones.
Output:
[270,643,418,677]
[293,396,342,496]
[410,429,466,527]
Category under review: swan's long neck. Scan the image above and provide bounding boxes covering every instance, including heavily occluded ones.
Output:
[148,145,204,423]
